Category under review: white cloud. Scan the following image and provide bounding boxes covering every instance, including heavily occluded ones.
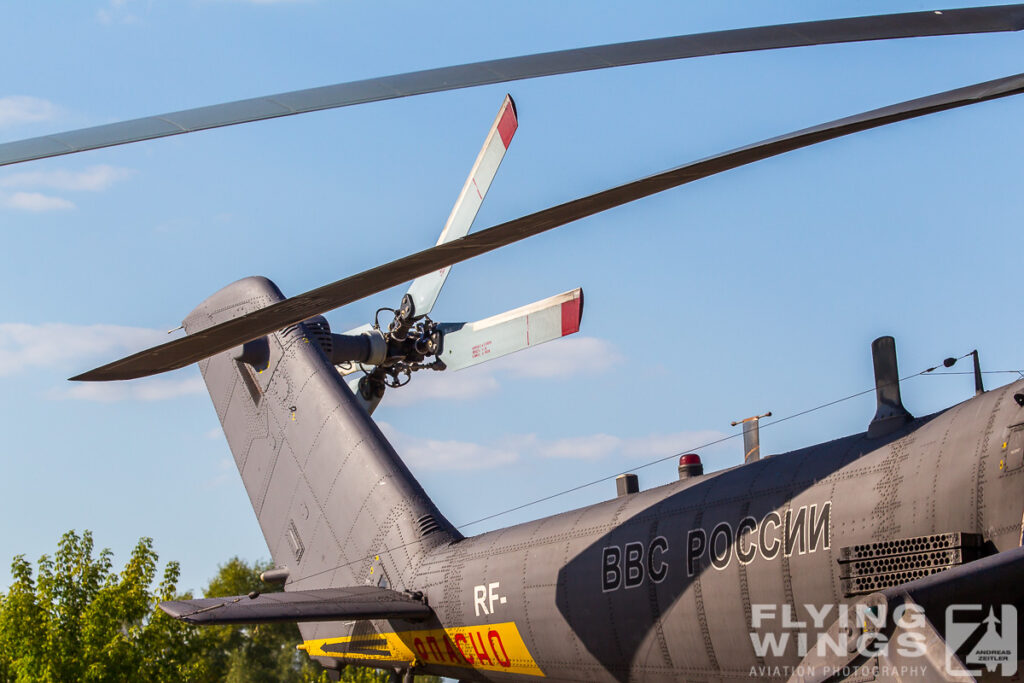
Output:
[0,322,167,376]
[58,375,205,402]
[0,166,135,211]
[203,457,236,489]
[536,430,729,461]
[380,336,622,407]
[492,336,623,378]
[0,165,135,192]
[619,431,730,460]
[97,0,140,24]
[379,422,519,471]
[381,371,500,407]
[0,96,57,128]
[536,434,621,460]
[378,422,729,471]
[3,192,75,212]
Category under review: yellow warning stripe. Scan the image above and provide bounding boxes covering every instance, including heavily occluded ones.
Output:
[300,621,544,677]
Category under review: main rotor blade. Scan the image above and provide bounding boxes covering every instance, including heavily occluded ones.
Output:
[6,4,1024,167]
[406,94,518,318]
[72,70,1024,382]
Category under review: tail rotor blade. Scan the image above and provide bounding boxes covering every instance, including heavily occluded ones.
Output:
[437,288,583,372]
[406,95,518,318]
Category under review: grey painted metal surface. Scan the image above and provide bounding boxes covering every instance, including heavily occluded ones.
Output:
[868,336,913,438]
[3,5,1023,168]
[175,275,1024,681]
[615,474,640,497]
[742,421,760,463]
[731,413,770,464]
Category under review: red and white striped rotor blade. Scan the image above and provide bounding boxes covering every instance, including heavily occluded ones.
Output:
[436,287,582,373]
[406,95,518,318]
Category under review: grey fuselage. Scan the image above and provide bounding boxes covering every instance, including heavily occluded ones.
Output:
[407,387,1022,682]
[187,276,1024,682]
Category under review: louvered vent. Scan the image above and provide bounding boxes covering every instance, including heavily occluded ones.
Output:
[304,317,333,357]
[416,514,442,537]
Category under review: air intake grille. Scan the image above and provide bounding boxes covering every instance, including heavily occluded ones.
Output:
[838,532,982,597]
[842,567,950,595]
[838,532,979,561]
[841,548,971,578]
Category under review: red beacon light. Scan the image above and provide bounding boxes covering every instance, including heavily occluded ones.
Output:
[678,454,704,480]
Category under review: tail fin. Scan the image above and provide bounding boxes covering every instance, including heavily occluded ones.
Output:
[184,276,460,596]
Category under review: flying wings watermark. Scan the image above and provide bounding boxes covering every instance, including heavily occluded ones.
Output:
[746,601,1018,679]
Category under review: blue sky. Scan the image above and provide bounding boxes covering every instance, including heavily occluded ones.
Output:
[1,0,1023,594]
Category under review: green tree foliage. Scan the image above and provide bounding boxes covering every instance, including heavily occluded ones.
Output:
[0,530,209,682]
[0,532,418,683]
[200,556,328,683]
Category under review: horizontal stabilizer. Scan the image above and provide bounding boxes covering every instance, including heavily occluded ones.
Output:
[437,287,582,372]
[159,585,433,625]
